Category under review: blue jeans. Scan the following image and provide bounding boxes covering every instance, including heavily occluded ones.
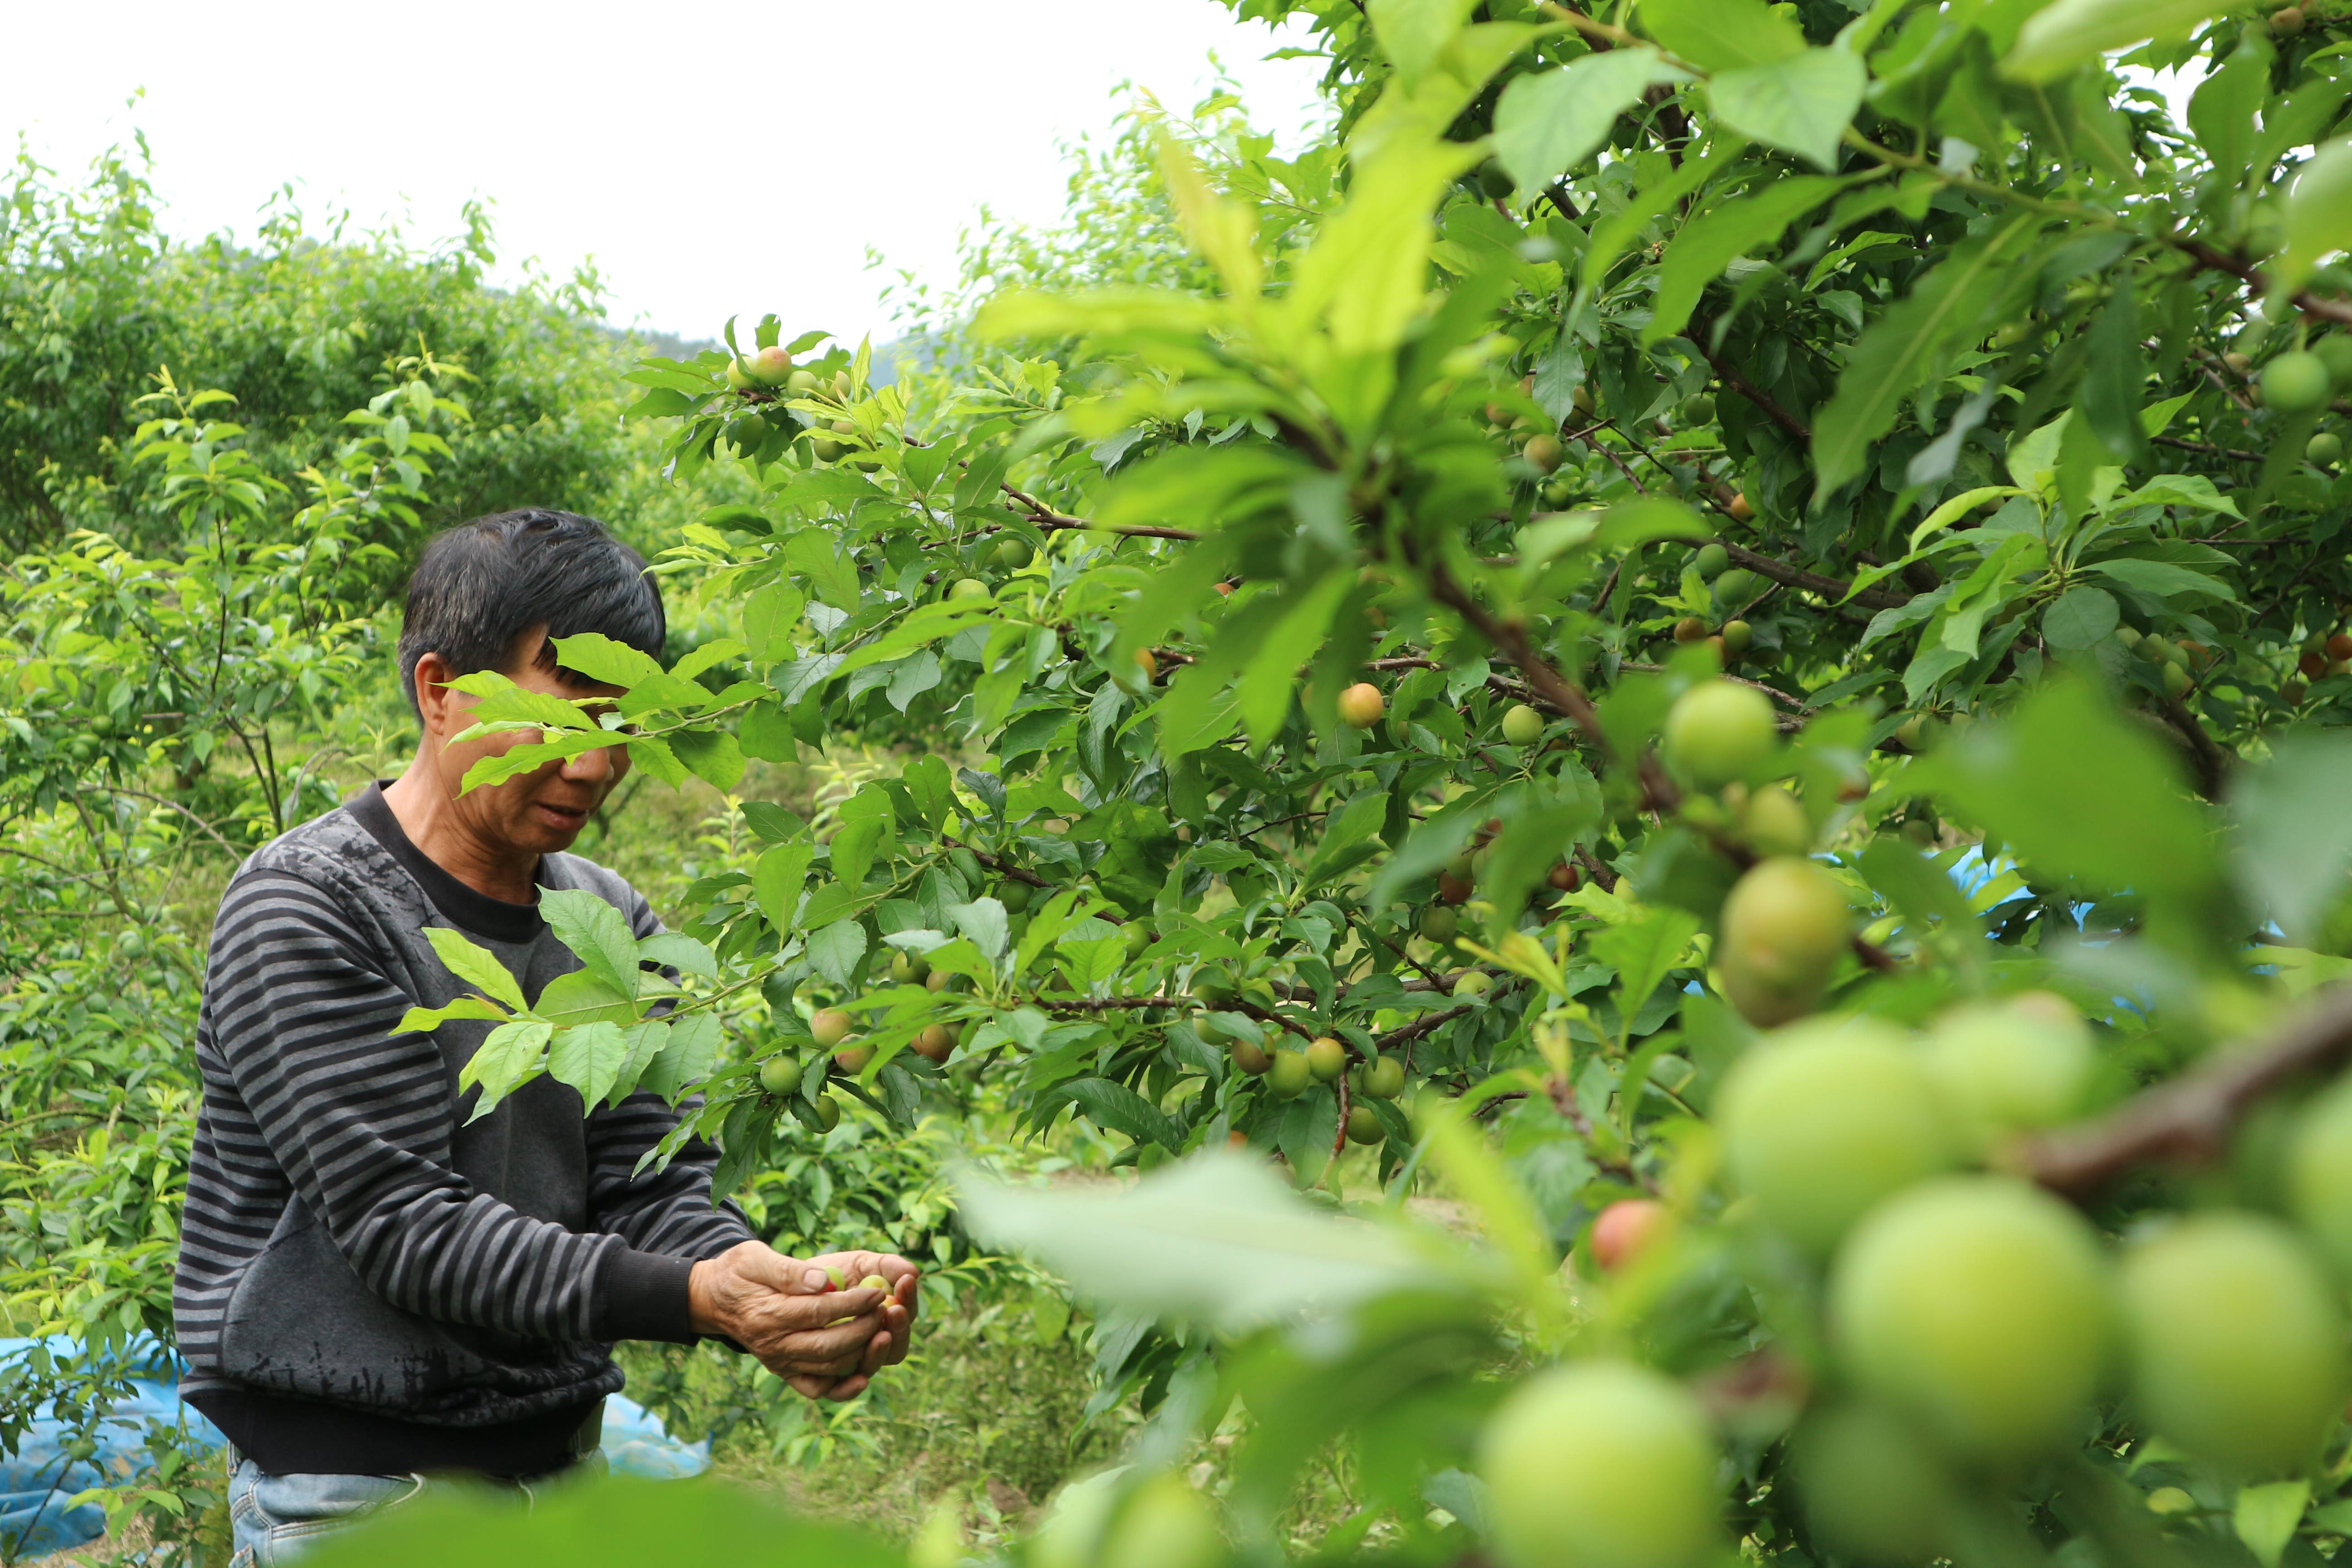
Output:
[226,1462,425,1567]
[224,1454,597,1566]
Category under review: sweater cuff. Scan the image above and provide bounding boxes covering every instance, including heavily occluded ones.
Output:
[590,1248,699,1344]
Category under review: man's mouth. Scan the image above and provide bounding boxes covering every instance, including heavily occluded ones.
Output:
[534,800,591,831]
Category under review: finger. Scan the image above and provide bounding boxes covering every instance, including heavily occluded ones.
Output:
[821,1286,888,1324]
[821,1374,870,1401]
[723,1244,811,1295]
[772,1315,887,1365]
[858,1328,893,1377]
[762,1286,885,1331]
[784,1372,835,1399]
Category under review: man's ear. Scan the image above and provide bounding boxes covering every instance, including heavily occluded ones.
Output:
[411,651,458,736]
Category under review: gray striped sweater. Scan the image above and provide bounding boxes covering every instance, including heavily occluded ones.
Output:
[173,785,751,1476]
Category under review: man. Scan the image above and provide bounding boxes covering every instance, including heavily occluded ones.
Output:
[174,509,915,1564]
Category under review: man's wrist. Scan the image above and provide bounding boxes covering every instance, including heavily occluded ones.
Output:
[687,1256,718,1338]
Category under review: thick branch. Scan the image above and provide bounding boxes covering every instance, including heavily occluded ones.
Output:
[2019,984,2352,1196]
[1670,534,1911,613]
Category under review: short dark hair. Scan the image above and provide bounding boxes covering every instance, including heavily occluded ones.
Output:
[397,509,665,713]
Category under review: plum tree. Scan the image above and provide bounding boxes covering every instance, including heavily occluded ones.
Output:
[1719,1020,1952,1252]
[2118,1213,2345,1475]
[1830,1178,2111,1462]
[1479,1362,1721,1568]
[1715,858,1851,1026]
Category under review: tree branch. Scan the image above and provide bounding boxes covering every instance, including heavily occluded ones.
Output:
[1688,314,1812,444]
[999,483,1200,541]
[2018,984,2352,1196]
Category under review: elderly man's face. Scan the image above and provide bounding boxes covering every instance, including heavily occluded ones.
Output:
[412,624,632,858]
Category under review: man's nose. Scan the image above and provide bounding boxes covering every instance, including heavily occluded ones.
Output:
[562,741,619,784]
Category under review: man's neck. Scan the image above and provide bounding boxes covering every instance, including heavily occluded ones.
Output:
[380,765,539,906]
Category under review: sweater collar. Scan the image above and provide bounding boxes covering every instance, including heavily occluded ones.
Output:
[346,782,546,945]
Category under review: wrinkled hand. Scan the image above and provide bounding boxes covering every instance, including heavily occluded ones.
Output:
[687,1241,918,1401]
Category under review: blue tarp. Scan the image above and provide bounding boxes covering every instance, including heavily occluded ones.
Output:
[0,1338,706,1558]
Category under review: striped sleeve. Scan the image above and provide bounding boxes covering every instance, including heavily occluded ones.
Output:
[205,867,624,1342]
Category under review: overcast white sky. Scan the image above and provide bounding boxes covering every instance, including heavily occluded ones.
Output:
[10,1,1331,344]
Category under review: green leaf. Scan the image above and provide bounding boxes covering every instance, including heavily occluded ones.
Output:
[2229,735,2352,945]
[2233,1479,2309,1568]
[534,970,638,1028]
[424,927,527,1013]
[2080,559,2234,602]
[805,918,869,987]
[1492,49,1676,194]
[637,932,717,981]
[1588,905,1702,1039]
[458,1020,551,1122]
[2038,586,2119,650]
[948,898,1010,963]
[1365,0,1481,87]
[393,995,510,1035]
[1583,138,1744,291]
[1646,174,1846,344]
[641,1012,721,1105]
[458,731,630,794]
[956,1151,1448,1333]
[2279,138,2352,294]
[2002,0,2231,85]
[296,1454,897,1566]
[1641,0,1803,72]
[1289,137,1475,358]
[541,887,641,1000]
[754,843,814,930]
[670,728,745,792]
[547,1021,628,1108]
[1812,215,2043,500]
[1923,680,2221,909]
[610,1019,671,1106]
[1239,573,1351,748]
[624,735,689,787]
[1708,48,1867,172]
[548,632,663,689]
[739,801,804,845]
[1041,1076,1187,1151]
[1306,790,1392,887]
